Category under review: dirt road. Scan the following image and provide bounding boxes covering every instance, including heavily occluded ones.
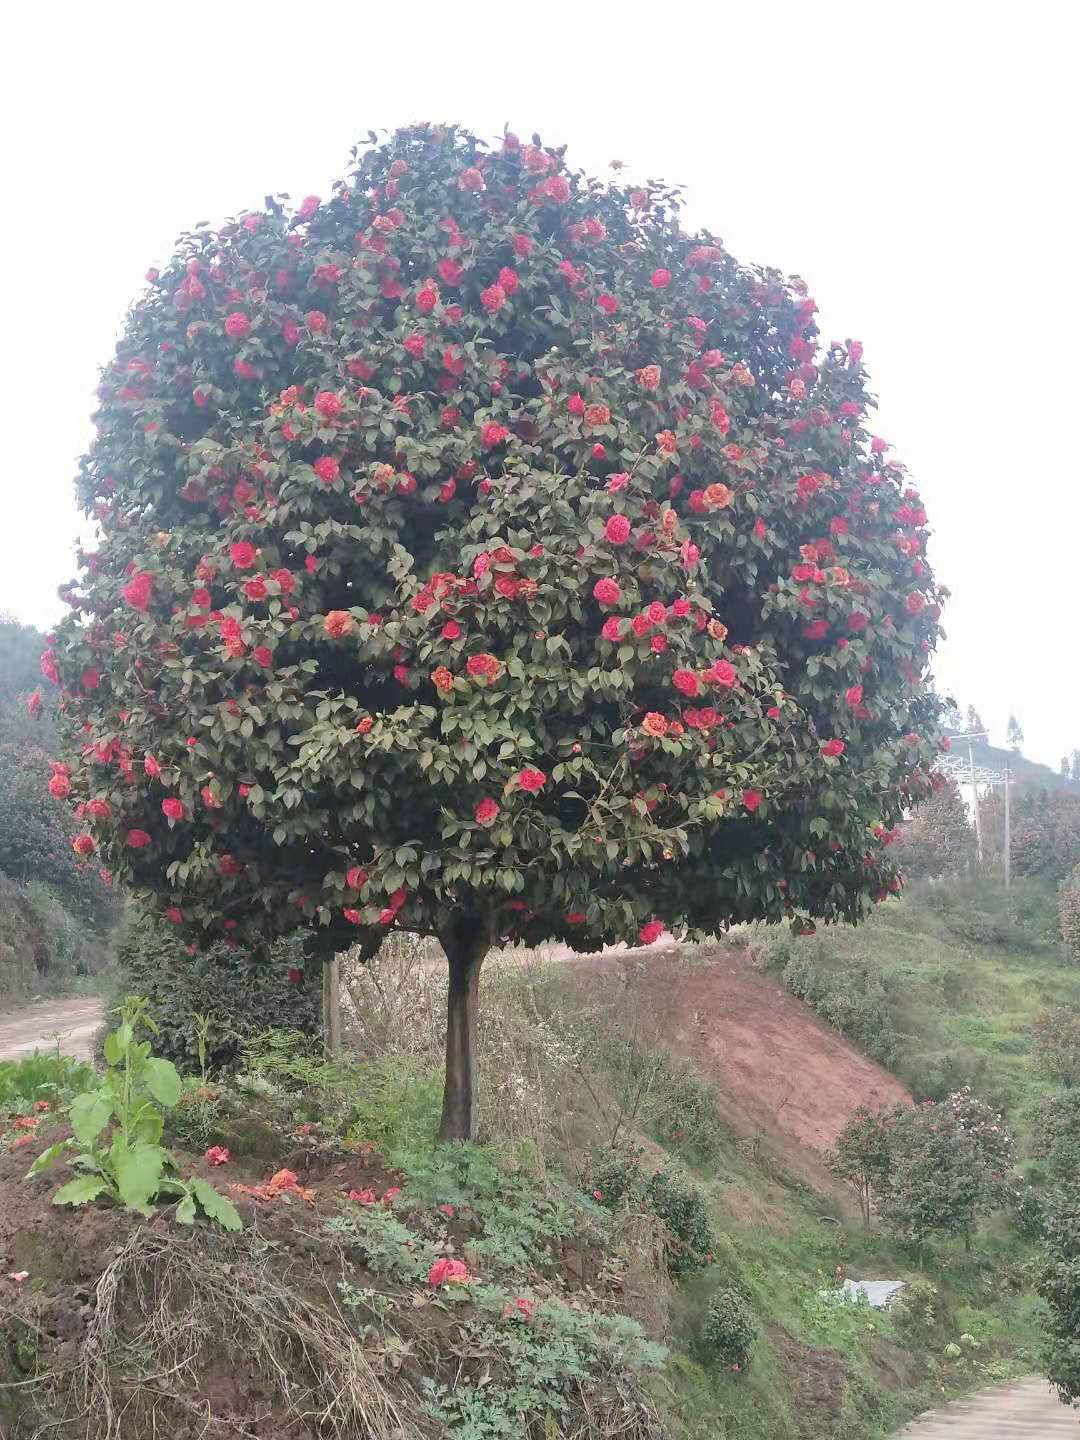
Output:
[0,996,104,1063]
[896,1376,1075,1435]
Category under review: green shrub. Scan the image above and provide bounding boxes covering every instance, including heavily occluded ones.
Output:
[781,952,902,1065]
[1060,864,1080,963]
[644,1168,714,1275]
[1032,1090,1080,1180]
[111,916,321,1074]
[345,1057,445,1154]
[0,1051,97,1110]
[699,1287,758,1368]
[588,1149,645,1210]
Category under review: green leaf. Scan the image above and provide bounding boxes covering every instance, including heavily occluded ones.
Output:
[54,1175,110,1207]
[175,1191,197,1225]
[70,1092,112,1147]
[112,1139,167,1214]
[191,1176,243,1232]
[26,1140,69,1177]
[103,1030,124,1066]
[143,1058,181,1108]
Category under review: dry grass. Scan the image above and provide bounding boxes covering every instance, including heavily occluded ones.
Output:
[37,1227,422,1440]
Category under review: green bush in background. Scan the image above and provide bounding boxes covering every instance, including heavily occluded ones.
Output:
[109,915,321,1074]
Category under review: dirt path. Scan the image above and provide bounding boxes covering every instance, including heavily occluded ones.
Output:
[895,1375,1074,1435]
[0,996,104,1063]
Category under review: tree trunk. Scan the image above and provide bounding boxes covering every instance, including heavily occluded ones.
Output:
[322,956,342,1059]
[437,912,493,1142]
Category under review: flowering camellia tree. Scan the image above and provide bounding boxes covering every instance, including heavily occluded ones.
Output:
[43,124,945,1138]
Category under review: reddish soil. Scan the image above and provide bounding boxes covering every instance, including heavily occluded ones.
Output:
[573,942,910,1177]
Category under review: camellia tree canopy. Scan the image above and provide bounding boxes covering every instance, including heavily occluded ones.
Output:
[44,124,945,1138]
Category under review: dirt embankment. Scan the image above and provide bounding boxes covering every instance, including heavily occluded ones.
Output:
[572,943,911,1183]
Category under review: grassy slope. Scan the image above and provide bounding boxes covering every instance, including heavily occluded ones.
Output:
[670,875,1064,1438]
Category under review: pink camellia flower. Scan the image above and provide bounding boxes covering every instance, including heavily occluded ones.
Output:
[437,1203,456,1218]
[821,739,846,758]
[480,422,509,448]
[346,866,367,890]
[224,312,250,340]
[165,907,183,924]
[162,798,184,822]
[343,908,362,925]
[26,689,42,717]
[475,797,500,826]
[230,541,257,569]
[348,1188,377,1205]
[601,616,625,641]
[593,577,621,606]
[672,669,699,697]
[428,1258,470,1287]
[72,835,95,857]
[48,773,71,799]
[126,829,152,848]
[845,685,863,707]
[205,1146,230,1166]
[605,515,631,545]
[382,1187,401,1204]
[516,768,547,793]
[639,920,664,945]
[742,789,763,812]
[651,268,672,289]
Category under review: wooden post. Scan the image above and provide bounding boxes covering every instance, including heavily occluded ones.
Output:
[322,956,342,1059]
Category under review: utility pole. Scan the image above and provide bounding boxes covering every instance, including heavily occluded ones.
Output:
[968,736,983,867]
[1003,762,1011,890]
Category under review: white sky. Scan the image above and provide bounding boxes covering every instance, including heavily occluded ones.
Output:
[2,2,1077,768]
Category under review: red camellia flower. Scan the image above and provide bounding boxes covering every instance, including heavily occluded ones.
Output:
[475,797,500,826]
[244,576,268,602]
[480,422,509,448]
[516,768,546,793]
[87,798,112,819]
[585,403,611,426]
[672,669,699,697]
[224,312,251,340]
[605,515,631,545]
[465,652,501,685]
[821,739,845,758]
[742,789,762,811]
[314,391,343,421]
[230,541,257,569]
[346,866,368,890]
[707,660,737,688]
[597,293,619,314]
[205,1146,230,1165]
[253,646,273,667]
[306,309,329,332]
[122,570,153,612]
[72,835,95,857]
[544,174,571,203]
[428,1258,470,1287]
[323,610,354,639]
[601,616,625,641]
[593,577,621,606]
[639,920,664,944]
[162,798,184,822]
[126,828,152,848]
[343,908,362,924]
[480,283,506,313]
[567,393,585,417]
[26,689,42,717]
[417,279,440,312]
[313,456,340,484]
[651,269,672,289]
[48,773,71,799]
[166,906,183,924]
[846,685,863,707]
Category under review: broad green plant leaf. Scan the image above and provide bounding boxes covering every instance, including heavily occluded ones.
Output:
[54,1175,110,1207]
[70,1091,112,1147]
[175,1191,197,1225]
[111,1138,167,1215]
[26,1140,69,1177]
[191,1176,243,1232]
[143,1057,181,1108]
[102,1029,124,1066]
